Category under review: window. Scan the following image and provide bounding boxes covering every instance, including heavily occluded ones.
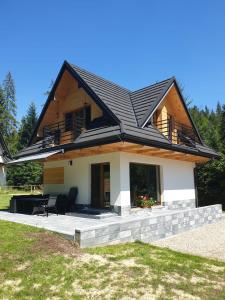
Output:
[65,112,73,132]
[64,106,91,134]
[130,163,161,207]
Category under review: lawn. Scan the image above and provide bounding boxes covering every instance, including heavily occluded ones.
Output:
[0,220,225,299]
[0,194,11,210]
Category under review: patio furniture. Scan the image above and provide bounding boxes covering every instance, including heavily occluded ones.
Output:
[10,195,48,214]
[68,187,78,211]
[32,195,58,216]
[41,195,58,217]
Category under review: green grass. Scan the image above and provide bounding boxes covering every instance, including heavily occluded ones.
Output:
[0,194,11,210]
[0,220,225,299]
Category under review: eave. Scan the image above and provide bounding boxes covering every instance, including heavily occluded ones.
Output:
[13,133,218,164]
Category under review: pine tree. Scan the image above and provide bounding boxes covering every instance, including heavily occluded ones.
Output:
[7,101,42,187]
[219,104,225,153]
[18,102,38,150]
[0,85,5,124]
[190,102,225,209]
[1,72,18,154]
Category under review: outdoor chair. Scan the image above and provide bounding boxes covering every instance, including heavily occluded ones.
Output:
[68,187,78,212]
[32,195,58,216]
[41,195,58,217]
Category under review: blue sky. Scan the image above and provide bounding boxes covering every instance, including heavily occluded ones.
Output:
[1,0,225,121]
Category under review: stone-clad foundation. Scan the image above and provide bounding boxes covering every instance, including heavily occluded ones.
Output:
[75,204,224,248]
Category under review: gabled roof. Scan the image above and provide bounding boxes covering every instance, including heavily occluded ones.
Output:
[0,131,11,163]
[130,77,174,126]
[21,60,218,160]
[69,63,137,127]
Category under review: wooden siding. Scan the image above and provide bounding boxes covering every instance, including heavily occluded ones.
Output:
[155,85,192,127]
[154,85,195,144]
[43,167,64,184]
[45,142,210,163]
[37,70,103,139]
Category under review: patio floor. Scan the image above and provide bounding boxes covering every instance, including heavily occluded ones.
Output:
[0,208,183,239]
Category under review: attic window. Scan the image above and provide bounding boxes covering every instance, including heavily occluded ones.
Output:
[64,106,91,134]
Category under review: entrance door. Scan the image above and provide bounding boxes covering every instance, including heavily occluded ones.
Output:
[91,163,110,208]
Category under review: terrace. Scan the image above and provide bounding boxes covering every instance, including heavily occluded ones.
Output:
[154,118,199,147]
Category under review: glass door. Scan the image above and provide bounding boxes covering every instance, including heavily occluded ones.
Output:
[91,163,110,208]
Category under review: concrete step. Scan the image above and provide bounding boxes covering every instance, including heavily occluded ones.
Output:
[66,211,117,220]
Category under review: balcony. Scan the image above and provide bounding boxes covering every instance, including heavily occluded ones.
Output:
[154,118,199,147]
[39,119,84,149]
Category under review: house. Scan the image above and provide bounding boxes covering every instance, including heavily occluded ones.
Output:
[12,61,218,216]
[0,131,10,186]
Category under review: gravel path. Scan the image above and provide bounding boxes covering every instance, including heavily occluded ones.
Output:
[152,219,225,261]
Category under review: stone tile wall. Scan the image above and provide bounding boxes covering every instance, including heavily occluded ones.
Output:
[162,199,196,210]
[75,204,224,248]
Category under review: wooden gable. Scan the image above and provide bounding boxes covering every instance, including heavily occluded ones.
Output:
[154,85,191,126]
[36,70,103,139]
[153,84,201,144]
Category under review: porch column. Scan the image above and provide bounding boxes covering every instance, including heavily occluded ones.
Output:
[110,153,131,216]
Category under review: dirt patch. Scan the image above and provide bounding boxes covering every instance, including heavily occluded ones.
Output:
[204,263,225,273]
[25,232,82,257]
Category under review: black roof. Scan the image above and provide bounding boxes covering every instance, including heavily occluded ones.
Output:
[70,64,137,127]
[15,61,218,160]
[0,131,11,162]
[130,78,174,126]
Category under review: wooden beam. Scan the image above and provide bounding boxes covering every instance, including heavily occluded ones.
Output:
[44,141,211,164]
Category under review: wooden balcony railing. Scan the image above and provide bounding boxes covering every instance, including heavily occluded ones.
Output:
[41,119,84,149]
[154,118,198,147]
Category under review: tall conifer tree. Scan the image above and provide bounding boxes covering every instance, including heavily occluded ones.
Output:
[18,102,38,150]
[1,72,17,153]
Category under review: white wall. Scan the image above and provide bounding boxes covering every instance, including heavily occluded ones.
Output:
[119,152,196,203]
[43,151,196,207]
[43,152,125,207]
[0,165,6,186]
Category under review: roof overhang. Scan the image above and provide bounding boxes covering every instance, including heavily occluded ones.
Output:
[7,150,63,165]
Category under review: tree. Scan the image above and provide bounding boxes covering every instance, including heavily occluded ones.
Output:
[7,101,42,187]
[219,105,225,153]
[7,163,43,187]
[17,102,38,150]
[0,72,18,154]
[190,102,225,209]
[44,79,54,96]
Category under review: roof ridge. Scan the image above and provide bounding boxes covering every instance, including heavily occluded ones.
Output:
[132,77,175,94]
[68,62,131,93]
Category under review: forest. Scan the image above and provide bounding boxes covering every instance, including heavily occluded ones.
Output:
[0,72,224,208]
